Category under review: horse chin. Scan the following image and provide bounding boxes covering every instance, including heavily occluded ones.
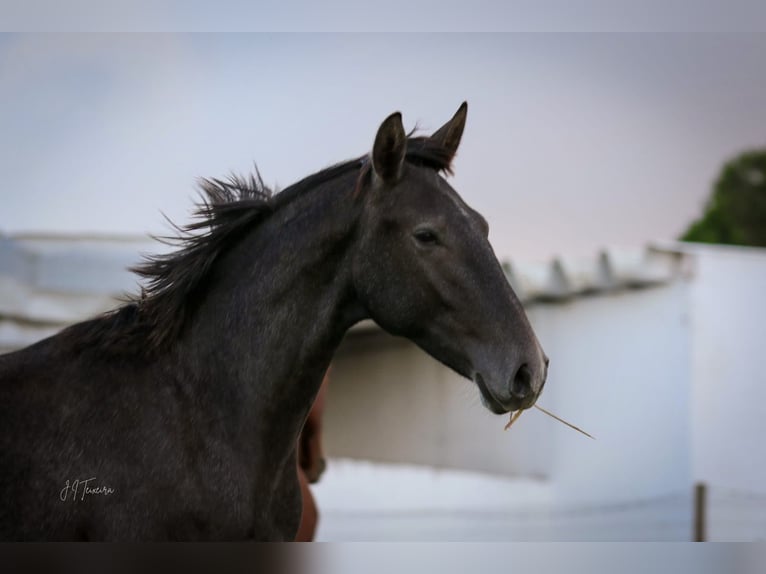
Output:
[474,373,511,415]
[479,393,509,415]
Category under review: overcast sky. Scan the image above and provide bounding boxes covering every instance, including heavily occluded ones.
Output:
[1,33,765,260]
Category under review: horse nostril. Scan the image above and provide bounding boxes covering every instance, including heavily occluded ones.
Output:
[510,363,532,399]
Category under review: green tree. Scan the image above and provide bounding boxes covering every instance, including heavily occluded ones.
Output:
[681,149,766,247]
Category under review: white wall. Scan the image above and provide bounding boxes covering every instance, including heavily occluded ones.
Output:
[529,282,693,503]
[689,246,766,494]
[325,333,553,477]
[313,459,692,541]
[325,279,694,505]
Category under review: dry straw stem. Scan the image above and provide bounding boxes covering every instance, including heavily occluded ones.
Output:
[503,409,524,430]
[504,405,596,440]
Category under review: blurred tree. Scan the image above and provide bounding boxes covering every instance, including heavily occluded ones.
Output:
[680,149,766,247]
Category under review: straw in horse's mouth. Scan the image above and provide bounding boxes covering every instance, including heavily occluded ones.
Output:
[504,405,595,439]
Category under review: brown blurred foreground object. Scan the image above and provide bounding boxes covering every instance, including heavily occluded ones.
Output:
[294,372,329,541]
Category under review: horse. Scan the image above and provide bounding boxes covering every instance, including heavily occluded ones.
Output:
[294,370,329,541]
[0,103,548,541]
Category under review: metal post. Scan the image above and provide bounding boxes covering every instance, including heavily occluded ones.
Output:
[693,482,707,542]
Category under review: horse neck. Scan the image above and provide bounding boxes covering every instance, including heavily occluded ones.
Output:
[169,173,365,460]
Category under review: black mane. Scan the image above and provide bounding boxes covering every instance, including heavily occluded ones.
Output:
[63,136,454,355]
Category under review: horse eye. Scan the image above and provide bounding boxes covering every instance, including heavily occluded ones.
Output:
[413,228,438,245]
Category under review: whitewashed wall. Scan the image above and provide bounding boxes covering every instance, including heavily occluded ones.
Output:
[683,245,766,541]
[325,333,554,478]
[324,279,694,504]
[320,267,698,540]
[688,245,766,492]
[528,281,693,504]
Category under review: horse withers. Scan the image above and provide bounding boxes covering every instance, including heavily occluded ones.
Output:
[0,103,548,540]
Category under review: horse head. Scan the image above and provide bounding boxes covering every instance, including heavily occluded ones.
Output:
[353,103,548,414]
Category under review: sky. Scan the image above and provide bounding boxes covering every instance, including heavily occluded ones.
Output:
[1,33,765,261]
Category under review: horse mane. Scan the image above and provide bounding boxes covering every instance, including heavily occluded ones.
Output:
[130,170,277,350]
[63,136,454,356]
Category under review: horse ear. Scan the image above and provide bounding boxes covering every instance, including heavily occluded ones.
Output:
[430,102,468,161]
[372,111,407,184]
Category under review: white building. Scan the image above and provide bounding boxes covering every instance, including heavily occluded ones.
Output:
[1,232,765,541]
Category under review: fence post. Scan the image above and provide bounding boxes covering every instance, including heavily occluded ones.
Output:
[693,482,707,542]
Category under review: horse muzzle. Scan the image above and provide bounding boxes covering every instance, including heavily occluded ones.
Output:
[474,355,548,414]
